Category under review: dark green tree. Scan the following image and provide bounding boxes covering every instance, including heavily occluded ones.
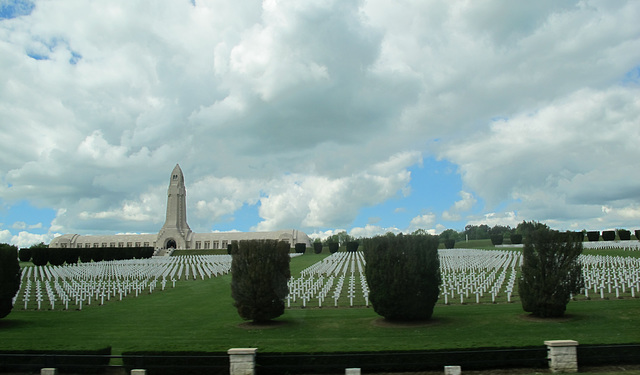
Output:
[490,234,504,245]
[295,243,306,254]
[617,229,631,241]
[48,248,66,266]
[0,244,21,319]
[327,242,339,254]
[313,242,323,254]
[510,234,523,245]
[18,248,32,262]
[346,241,359,252]
[602,230,615,241]
[31,246,49,266]
[518,229,584,318]
[586,231,600,242]
[444,238,456,249]
[516,221,550,240]
[231,240,291,323]
[363,233,441,321]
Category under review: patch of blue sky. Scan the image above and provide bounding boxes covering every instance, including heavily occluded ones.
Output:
[69,51,82,65]
[25,36,82,64]
[622,65,640,85]
[0,200,56,235]
[209,203,260,232]
[0,0,34,20]
[351,157,465,232]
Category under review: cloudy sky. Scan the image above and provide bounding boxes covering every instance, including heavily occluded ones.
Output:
[1,0,639,248]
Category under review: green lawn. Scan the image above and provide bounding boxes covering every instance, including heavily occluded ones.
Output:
[1,253,639,355]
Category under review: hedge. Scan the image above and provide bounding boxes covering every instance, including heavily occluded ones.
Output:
[490,234,503,246]
[602,230,616,241]
[313,242,323,254]
[618,229,631,241]
[121,351,228,375]
[586,231,600,242]
[0,347,111,374]
[18,248,31,262]
[295,243,306,254]
[327,242,339,254]
[255,347,548,374]
[346,241,359,252]
[509,234,522,245]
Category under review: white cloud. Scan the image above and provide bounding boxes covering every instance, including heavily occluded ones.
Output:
[408,213,436,233]
[1,1,640,240]
[11,231,55,249]
[349,224,400,239]
[442,191,477,221]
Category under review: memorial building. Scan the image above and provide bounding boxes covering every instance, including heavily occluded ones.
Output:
[50,164,312,254]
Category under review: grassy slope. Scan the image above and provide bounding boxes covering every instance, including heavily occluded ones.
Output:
[2,252,639,354]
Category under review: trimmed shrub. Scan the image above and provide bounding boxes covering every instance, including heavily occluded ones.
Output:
[490,234,504,246]
[91,247,105,262]
[80,248,93,263]
[518,229,583,318]
[313,242,323,254]
[636,230,640,241]
[587,231,600,242]
[618,229,631,241]
[602,230,615,241]
[66,247,80,264]
[31,247,49,266]
[509,234,523,245]
[444,239,455,249]
[363,233,441,321]
[0,244,21,319]
[18,248,31,262]
[328,242,339,254]
[48,248,66,266]
[295,243,306,254]
[231,240,291,323]
[346,241,359,252]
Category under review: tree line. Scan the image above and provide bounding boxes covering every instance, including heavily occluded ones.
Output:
[17,242,154,266]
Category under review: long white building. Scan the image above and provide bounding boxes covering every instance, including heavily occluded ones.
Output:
[50,165,312,253]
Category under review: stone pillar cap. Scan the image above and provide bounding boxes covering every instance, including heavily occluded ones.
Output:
[544,340,579,346]
[228,348,258,355]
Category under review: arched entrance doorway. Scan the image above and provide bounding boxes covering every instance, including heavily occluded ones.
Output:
[166,239,177,249]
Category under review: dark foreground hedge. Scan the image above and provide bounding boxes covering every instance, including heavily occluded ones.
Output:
[256,347,547,374]
[122,351,228,375]
[0,347,111,374]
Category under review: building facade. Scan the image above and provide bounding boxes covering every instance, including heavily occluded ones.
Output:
[49,165,312,252]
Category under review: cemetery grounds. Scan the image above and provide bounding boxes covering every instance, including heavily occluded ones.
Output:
[0,244,639,362]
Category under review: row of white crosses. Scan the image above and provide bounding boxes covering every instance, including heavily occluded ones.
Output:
[286,249,640,308]
[18,255,233,311]
[580,254,640,299]
[287,251,369,308]
[582,240,640,251]
[439,249,521,304]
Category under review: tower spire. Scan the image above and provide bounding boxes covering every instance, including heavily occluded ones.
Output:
[157,164,192,250]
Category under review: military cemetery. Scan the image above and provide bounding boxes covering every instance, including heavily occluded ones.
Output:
[1,166,639,374]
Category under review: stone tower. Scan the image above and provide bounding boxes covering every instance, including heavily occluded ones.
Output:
[156,164,193,250]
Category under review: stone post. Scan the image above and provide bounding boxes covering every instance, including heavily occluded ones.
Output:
[228,348,258,375]
[444,365,462,375]
[345,368,361,375]
[545,340,578,373]
[40,369,57,375]
[131,370,147,375]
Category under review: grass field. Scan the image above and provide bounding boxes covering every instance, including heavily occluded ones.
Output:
[1,252,639,356]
